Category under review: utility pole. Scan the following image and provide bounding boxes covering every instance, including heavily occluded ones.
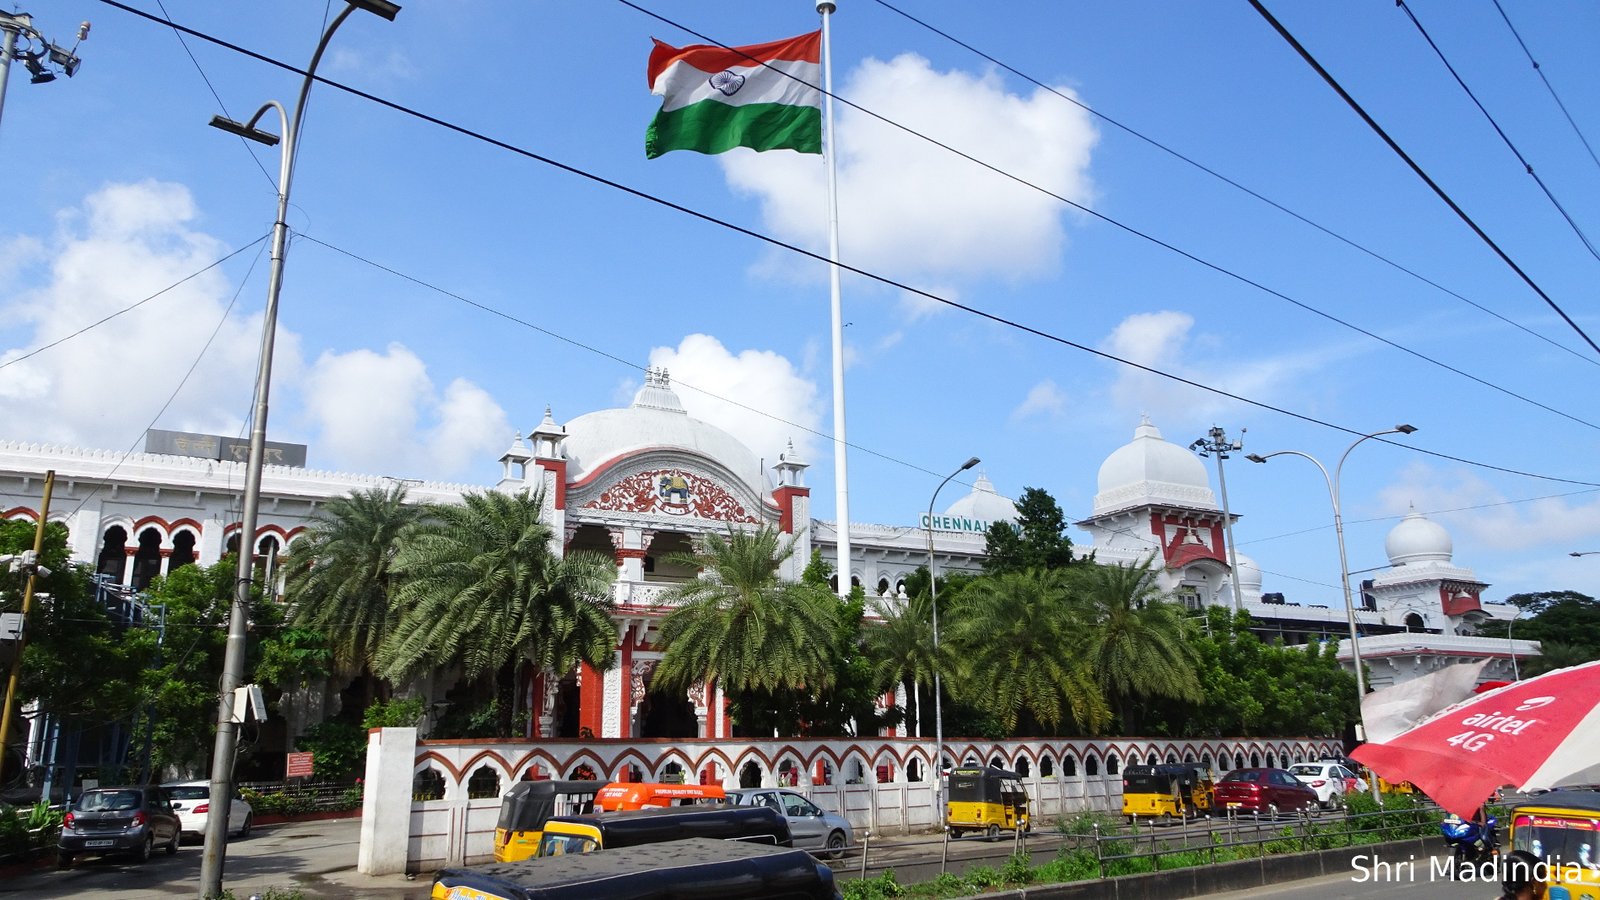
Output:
[0,469,55,784]
[1190,428,1245,611]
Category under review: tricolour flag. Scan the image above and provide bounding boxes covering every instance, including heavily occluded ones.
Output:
[646,31,823,159]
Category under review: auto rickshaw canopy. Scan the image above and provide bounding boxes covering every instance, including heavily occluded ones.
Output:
[495,780,601,835]
[947,766,1027,805]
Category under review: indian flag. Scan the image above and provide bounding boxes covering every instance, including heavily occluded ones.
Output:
[646,31,823,159]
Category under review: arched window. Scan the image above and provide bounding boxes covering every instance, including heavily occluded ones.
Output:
[467,766,500,799]
[1085,755,1099,777]
[739,761,763,788]
[413,768,445,801]
[1107,754,1120,776]
[1063,754,1077,777]
[907,759,923,783]
[1040,755,1054,778]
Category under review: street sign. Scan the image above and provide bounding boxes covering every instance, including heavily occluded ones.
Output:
[0,613,22,642]
[286,751,315,779]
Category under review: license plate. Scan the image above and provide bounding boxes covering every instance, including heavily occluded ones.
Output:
[1226,803,1242,809]
[84,839,115,848]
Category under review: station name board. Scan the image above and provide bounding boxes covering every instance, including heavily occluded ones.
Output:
[920,514,992,534]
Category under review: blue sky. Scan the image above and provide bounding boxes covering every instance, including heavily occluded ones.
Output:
[4,0,1600,606]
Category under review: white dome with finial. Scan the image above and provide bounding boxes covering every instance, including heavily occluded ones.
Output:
[940,473,1019,527]
[1385,507,1453,566]
[1093,416,1217,516]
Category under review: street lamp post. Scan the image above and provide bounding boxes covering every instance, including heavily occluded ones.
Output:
[1246,424,1416,804]
[199,3,398,896]
[1507,607,1522,681]
[0,11,87,142]
[1190,426,1245,612]
[926,456,979,835]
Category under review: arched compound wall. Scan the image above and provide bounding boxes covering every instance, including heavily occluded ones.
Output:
[394,735,1343,870]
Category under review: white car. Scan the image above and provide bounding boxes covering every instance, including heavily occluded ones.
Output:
[162,781,254,841]
[725,788,853,858]
[1288,762,1357,808]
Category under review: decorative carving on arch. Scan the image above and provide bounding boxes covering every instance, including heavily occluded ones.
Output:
[586,469,759,524]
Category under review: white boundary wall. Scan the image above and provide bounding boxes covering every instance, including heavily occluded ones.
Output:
[357,732,1343,873]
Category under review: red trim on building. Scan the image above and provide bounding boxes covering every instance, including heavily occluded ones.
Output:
[773,485,809,534]
[618,629,634,739]
[615,548,647,561]
[578,661,604,737]
[1440,586,1484,617]
[541,459,568,509]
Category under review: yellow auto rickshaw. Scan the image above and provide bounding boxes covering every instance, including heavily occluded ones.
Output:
[1121,764,1214,822]
[493,779,601,863]
[945,766,1029,840]
[1507,790,1600,900]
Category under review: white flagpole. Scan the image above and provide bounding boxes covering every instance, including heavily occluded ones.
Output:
[817,0,851,599]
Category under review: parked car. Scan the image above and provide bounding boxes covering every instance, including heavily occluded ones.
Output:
[57,785,181,867]
[163,780,254,841]
[1213,768,1319,818]
[1288,762,1358,809]
[726,788,853,857]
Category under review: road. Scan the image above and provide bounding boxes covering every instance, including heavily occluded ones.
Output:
[1,817,428,900]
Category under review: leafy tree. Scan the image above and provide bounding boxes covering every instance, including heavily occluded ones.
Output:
[654,527,842,698]
[284,484,426,677]
[376,488,618,725]
[1066,557,1201,733]
[1477,591,1600,676]
[864,588,936,736]
[943,569,1108,734]
[982,487,1079,575]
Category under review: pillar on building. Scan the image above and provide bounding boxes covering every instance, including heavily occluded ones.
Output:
[578,662,604,738]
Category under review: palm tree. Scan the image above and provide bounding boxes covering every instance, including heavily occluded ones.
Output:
[864,590,937,736]
[944,568,1109,734]
[652,526,842,696]
[1068,555,1202,730]
[374,488,618,688]
[283,483,425,677]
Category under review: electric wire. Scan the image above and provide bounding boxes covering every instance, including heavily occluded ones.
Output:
[74,2,1600,490]
[1247,0,1600,361]
[868,0,1600,370]
[89,1,1600,439]
[1489,0,1600,179]
[151,0,277,192]
[51,238,271,523]
[623,0,1600,433]
[1394,0,1600,263]
[0,237,267,373]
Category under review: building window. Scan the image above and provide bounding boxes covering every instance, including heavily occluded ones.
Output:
[1175,586,1202,611]
[467,766,500,799]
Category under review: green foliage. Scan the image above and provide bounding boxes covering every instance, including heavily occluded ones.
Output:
[1035,849,1101,883]
[982,487,1077,575]
[255,627,334,690]
[295,720,368,780]
[841,870,903,900]
[961,865,1003,889]
[1483,591,1600,676]
[0,802,63,858]
[1000,851,1034,885]
[655,527,841,700]
[1055,810,1126,835]
[362,696,425,729]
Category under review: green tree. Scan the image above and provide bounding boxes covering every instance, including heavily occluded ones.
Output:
[943,568,1108,734]
[283,484,426,677]
[982,487,1079,575]
[653,526,842,698]
[376,488,618,698]
[1478,591,1600,676]
[864,588,936,736]
[1067,558,1202,733]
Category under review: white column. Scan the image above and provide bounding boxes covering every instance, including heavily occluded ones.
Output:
[357,726,417,876]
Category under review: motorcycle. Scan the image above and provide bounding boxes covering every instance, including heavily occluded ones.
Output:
[1441,810,1499,878]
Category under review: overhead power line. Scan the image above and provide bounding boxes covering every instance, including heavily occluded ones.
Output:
[1490,0,1600,179]
[87,0,1600,491]
[1394,0,1600,263]
[868,0,1600,370]
[1247,0,1600,362]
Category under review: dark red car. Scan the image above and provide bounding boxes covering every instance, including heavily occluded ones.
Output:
[1213,768,1319,817]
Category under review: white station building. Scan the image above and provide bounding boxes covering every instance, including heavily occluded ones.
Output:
[0,380,1536,775]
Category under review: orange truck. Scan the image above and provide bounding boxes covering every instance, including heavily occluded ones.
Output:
[594,781,726,812]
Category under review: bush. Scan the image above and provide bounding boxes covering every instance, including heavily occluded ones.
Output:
[296,720,367,780]
[841,870,902,900]
[1000,851,1034,885]
[362,697,425,729]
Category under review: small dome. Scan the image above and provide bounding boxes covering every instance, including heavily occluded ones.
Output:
[1385,507,1453,566]
[942,473,1019,526]
[1093,416,1217,516]
[1235,553,1263,591]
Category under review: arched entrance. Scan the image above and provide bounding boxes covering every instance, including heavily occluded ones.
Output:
[635,689,698,739]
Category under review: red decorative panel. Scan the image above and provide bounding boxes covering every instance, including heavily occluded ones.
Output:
[586,470,759,524]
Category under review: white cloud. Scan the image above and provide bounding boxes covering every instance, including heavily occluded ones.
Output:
[722,54,1098,304]
[647,334,824,470]
[1380,463,1600,552]
[0,181,274,448]
[1012,379,1069,422]
[1097,310,1349,427]
[302,344,509,479]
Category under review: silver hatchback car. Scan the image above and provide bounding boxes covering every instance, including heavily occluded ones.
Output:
[725,788,853,858]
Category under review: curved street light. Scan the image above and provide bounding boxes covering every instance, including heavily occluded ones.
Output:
[200,3,399,895]
[1245,424,1416,803]
[926,455,978,836]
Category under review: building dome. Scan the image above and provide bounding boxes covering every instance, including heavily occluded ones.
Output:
[559,369,762,492]
[1092,416,1217,516]
[941,473,1019,527]
[1385,507,1453,566]
[1235,553,1263,592]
